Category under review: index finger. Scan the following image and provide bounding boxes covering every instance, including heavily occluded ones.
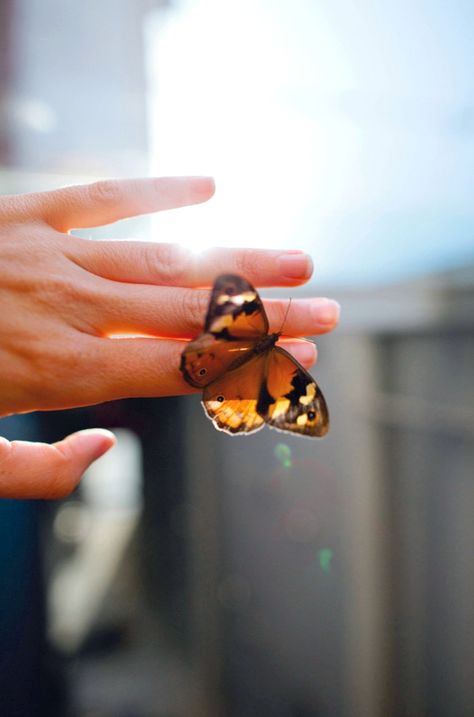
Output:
[22,177,216,231]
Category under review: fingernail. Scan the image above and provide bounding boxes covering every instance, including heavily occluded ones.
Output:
[296,341,317,363]
[67,429,116,459]
[312,298,341,325]
[278,252,313,279]
[194,176,215,196]
[88,429,117,459]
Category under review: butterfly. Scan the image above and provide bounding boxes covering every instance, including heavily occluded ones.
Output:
[180,274,329,437]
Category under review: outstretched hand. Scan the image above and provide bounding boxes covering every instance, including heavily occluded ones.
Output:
[0,177,340,498]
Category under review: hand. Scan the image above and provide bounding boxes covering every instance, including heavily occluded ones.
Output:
[0,177,340,498]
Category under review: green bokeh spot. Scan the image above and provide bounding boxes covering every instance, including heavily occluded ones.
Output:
[318,548,333,574]
[274,443,292,469]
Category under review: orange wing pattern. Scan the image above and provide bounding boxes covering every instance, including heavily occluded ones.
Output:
[261,347,329,437]
[180,274,330,438]
[202,354,267,434]
[204,274,268,338]
[201,347,329,437]
[180,333,257,388]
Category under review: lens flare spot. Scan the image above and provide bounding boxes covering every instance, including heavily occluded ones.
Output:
[318,547,333,574]
[274,442,292,469]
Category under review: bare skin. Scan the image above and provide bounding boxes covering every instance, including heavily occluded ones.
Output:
[0,176,340,498]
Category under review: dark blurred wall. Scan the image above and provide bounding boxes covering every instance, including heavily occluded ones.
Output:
[0,4,173,717]
[183,268,474,717]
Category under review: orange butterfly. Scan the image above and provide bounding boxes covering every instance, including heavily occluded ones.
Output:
[180,274,329,437]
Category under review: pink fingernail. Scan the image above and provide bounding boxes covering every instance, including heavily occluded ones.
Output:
[296,341,317,363]
[312,298,341,325]
[278,252,313,279]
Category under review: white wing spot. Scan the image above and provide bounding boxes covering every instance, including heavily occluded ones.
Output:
[216,291,256,306]
[299,382,316,405]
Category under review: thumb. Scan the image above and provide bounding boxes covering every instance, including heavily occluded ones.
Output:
[0,429,116,500]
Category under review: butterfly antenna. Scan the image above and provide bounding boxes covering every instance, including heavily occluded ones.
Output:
[278,298,293,335]
[278,298,317,344]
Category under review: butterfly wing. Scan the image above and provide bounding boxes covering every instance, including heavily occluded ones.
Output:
[259,347,329,437]
[202,354,267,434]
[180,333,258,388]
[204,274,268,338]
[181,274,268,387]
[201,345,329,437]
[181,273,330,438]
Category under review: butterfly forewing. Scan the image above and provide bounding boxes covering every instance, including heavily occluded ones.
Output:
[261,347,329,437]
[204,274,268,338]
[202,354,267,434]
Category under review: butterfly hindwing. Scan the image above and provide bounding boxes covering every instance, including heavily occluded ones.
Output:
[204,274,268,338]
[261,347,329,437]
[201,346,329,437]
[202,354,267,434]
[180,333,257,388]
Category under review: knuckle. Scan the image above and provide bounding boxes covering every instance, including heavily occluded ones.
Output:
[26,346,60,395]
[234,251,261,280]
[0,195,32,222]
[183,289,209,331]
[54,341,85,380]
[88,180,121,205]
[33,273,74,310]
[22,363,52,407]
[153,243,193,285]
[26,337,78,399]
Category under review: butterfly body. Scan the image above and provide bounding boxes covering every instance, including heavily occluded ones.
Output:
[180,275,329,437]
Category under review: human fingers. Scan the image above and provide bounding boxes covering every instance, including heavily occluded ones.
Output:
[70,242,314,288]
[0,429,115,500]
[85,283,340,339]
[24,335,317,409]
[4,177,215,231]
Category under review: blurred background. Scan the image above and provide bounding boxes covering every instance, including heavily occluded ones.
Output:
[0,1,473,716]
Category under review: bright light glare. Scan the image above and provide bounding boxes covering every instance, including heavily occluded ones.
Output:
[146,0,474,285]
[146,0,328,255]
